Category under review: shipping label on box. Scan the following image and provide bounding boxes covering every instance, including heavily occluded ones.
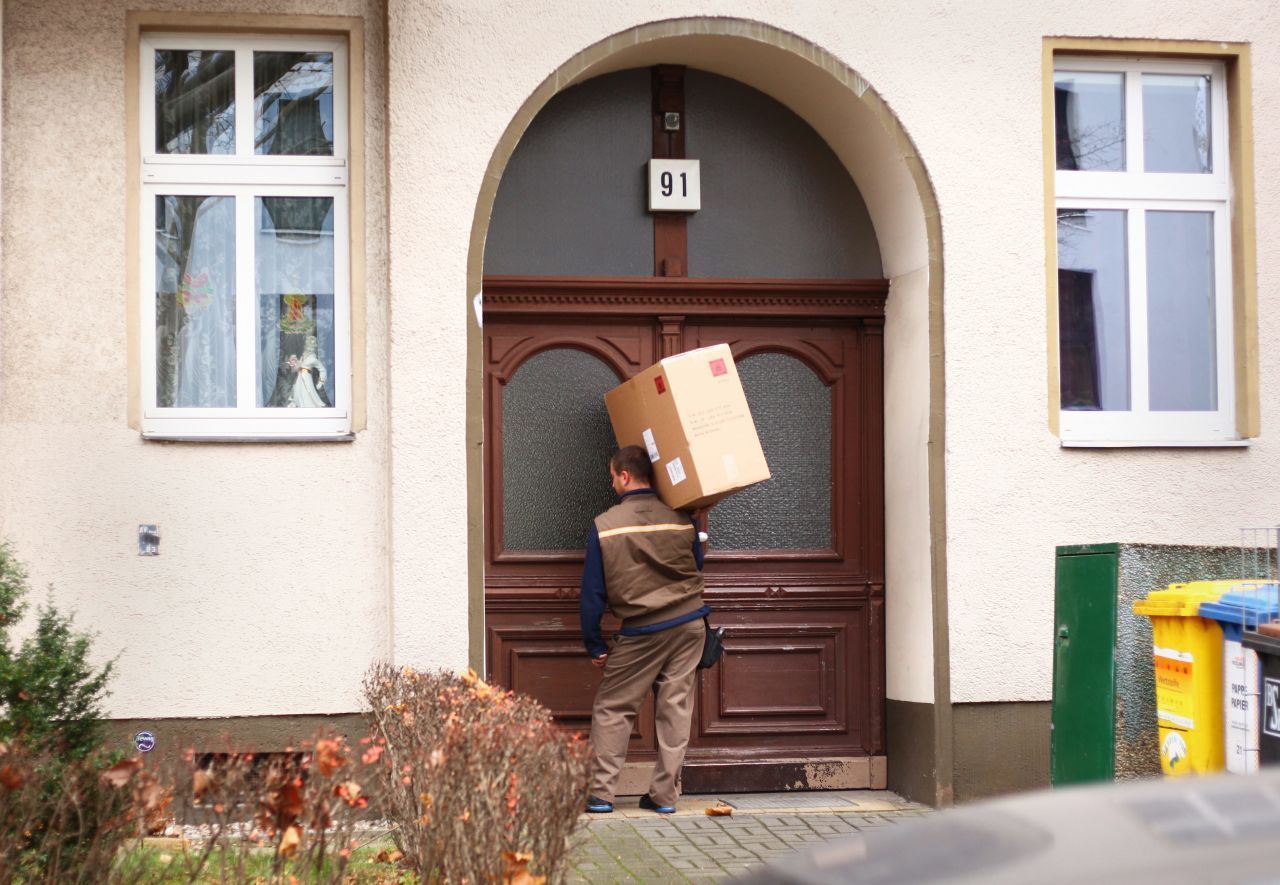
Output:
[604,344,770,510]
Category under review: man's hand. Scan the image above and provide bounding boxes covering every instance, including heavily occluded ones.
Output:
[591,653,608,668]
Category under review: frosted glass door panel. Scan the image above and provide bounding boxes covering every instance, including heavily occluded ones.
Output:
[711,352,833,551]
[502,349,620,551]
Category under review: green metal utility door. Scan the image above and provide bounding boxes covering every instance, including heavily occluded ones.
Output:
[1052,545,1118,784]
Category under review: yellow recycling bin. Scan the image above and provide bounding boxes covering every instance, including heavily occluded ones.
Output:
[1132,581,1234,776]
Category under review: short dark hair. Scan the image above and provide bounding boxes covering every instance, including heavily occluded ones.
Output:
[610,446,654,485]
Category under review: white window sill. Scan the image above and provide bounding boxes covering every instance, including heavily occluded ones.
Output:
[144,430,355,440]
[142,432,355,443]
[1060,438,1250,449]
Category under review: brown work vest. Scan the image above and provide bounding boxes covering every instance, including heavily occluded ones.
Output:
[594,491,705,627]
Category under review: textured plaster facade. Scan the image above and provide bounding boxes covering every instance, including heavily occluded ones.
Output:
[1,0,1279,734]
[0,0,389,717]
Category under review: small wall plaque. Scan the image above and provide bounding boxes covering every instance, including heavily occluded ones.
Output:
[134,731,156,753]
[138,525,160,556]
[648,159,701,212]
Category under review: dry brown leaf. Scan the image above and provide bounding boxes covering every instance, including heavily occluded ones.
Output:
[0,764,23,790]
[139,780,174,835]
[192,769,212,801]
[278,823,302,858]
[705,802,733,816]
[502,850,545,885]
[374,848,405,864]
[278,780,304,825]
[334,780,363,807]
[315,738,346,776]
[100,758,143,788]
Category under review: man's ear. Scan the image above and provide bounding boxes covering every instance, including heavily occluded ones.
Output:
[618,469,631,487]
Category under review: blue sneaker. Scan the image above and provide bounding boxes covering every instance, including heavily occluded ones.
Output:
[585,796,614,813]
[638,793,676,814]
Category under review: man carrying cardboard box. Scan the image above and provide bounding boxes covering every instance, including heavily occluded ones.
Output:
[580,445,709,815]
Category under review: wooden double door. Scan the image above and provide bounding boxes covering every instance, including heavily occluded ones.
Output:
[482,277,887,791]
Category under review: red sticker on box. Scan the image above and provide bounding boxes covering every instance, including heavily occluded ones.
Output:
[709,358,727,377]
[655,376,667,394]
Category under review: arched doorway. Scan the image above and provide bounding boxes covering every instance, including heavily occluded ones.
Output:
[465,20,946,802]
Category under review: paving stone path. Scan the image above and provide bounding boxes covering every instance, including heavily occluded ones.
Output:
[567,791,929,883]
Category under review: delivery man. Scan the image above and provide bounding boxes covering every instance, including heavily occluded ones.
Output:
[580,445,709,814]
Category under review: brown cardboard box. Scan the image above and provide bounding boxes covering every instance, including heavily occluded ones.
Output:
[604,344,771,510]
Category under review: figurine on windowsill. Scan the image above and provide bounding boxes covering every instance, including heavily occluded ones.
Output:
[286,335,332,408]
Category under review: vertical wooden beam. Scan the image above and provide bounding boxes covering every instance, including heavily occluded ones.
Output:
[651,65,687,277]
[658,315,685,357]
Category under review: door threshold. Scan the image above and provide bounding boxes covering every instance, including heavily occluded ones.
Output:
[590,756,890,796]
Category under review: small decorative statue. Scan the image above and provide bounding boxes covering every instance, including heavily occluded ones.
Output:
[286,334,332,408]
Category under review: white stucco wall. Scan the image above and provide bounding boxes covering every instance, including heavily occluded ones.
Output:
[884,267,935,704]
[4,0,1279,724]
[386,0,1280,709]
[0,0,390,717]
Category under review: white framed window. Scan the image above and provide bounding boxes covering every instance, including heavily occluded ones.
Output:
[140,33,351,439]
[1054,56,1235,445]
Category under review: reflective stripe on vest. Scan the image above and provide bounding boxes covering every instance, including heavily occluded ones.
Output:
[597,523,694,540]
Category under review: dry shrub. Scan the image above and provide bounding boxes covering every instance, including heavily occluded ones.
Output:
[364,664,590,883]
[0,742,168,885]
[139,730,379,883]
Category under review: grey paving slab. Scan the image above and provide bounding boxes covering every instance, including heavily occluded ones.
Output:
[568,791,929,883]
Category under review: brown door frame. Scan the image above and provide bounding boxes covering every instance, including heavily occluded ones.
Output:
[482,274,889,789]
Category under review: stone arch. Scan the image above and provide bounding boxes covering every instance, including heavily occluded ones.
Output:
[465,18,950,805]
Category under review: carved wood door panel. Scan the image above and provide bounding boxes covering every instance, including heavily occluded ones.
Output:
[484,316,660,752]
[678,319,884,790]
[482,278,886,791]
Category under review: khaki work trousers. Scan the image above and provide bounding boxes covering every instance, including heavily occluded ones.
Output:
[589,618,705,806]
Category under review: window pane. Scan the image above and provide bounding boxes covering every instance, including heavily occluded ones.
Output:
[155,50,235,155]
[1143,74,1211,173]
[502,349,619,551]
[1147,211,1217,411]
[255,52,335,156]
[155,196,236,407]
[1054,71,1125,171]
[256,198,336,408]
[711,353,832,550]
[1057,209,1130,411]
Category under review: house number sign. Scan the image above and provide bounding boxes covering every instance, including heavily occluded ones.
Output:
[648,159,701,212]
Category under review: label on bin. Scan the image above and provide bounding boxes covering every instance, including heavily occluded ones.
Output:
[1265,677,1280,739]
[1161,731,1189,771]
[1154,648,1195,730]
[1226,640,1251,774]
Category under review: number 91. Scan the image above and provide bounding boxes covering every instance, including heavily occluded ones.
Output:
[659,170,687,198]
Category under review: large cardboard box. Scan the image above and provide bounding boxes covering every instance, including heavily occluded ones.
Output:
[604,344,771,510]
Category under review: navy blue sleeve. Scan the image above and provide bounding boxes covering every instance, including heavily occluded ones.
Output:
[579,524,609,658]
[691,514,705,571]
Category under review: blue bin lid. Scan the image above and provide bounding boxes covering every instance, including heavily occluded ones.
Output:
[1198,582,1280,628]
